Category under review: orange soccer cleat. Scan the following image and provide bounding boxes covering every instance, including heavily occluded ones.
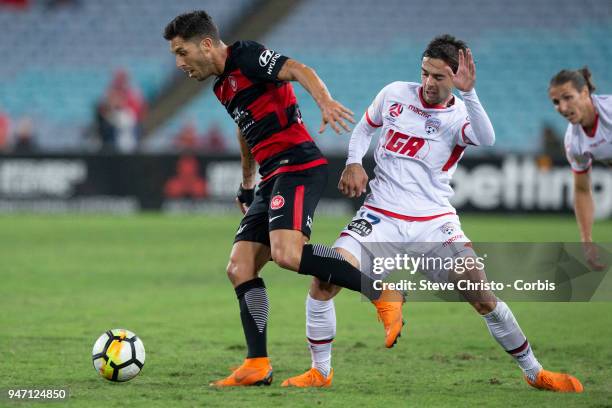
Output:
[210,357,273,387]
[281,368,333,388]
[372,289,405,348]
[526,369,584,393]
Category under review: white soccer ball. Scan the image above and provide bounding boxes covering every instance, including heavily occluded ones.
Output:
[92,329,145,382]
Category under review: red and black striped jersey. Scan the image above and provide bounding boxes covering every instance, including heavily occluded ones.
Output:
[213,41,327,182]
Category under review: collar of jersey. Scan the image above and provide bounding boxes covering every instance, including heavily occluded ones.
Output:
[581,111,599,138]
[218,42,237,78]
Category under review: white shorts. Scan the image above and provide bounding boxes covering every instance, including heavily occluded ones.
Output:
[333,206,474,282]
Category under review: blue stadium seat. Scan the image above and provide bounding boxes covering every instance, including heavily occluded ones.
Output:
[150,0,611,154]
[0,0,255,150]
[1,0,610,152]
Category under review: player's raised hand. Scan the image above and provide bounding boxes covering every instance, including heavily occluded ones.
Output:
[446,48,476,92]
[338,163,368,198]
[319,99,355,134]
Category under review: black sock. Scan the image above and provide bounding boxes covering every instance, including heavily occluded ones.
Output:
[298,244,380,300]
[235,278,269,358]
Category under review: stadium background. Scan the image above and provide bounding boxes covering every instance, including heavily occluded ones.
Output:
[1,1,611,407]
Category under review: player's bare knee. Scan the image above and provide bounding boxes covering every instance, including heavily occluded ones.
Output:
[470,300,496,315]
[270,245,301,271]
[225,259,254,286]
[310,277,340,300]
[225,259,239,284]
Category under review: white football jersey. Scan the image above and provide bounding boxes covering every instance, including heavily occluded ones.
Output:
[362,81,478,217]
[564,94,612,173]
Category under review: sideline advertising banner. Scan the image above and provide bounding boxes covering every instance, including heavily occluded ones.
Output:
[0,154,610,216]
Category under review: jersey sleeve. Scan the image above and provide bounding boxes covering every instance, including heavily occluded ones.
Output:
[234,41,289,82]
[364,85,389,128]
[346,113,378,165]
[346,85,390,164]
[593,94,612,124]
[456,120,473,146]
[564,129,592,173]
[456,89,495,147]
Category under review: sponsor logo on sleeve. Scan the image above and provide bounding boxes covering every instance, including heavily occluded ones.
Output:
[259,49,281,75]
[259,49,274,66]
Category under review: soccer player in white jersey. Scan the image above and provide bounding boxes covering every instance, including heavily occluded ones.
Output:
[282,35,583,393]
[549,67,611,271]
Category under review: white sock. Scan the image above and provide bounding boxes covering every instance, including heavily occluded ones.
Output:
[483,300,542,381]
[306,294,336,377]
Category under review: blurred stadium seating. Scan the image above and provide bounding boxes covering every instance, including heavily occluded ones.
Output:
[0,0,254,150]
[1,0,611,153]
[150,0,612,154]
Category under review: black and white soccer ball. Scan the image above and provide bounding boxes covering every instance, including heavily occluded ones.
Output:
[92,329,145,382]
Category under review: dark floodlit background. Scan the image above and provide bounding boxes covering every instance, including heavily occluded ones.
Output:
[0,0,610,215]
[1,0,612,151]
[0,0,612,217]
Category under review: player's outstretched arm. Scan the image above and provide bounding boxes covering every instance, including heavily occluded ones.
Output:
[236,128,256,214]
[447,48,495,146]
[573,171,605,270]
[277,59,355,134]
[573,171,594,242]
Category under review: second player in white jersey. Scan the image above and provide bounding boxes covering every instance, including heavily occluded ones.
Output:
[563,93,612,173]
[549,67,612,271]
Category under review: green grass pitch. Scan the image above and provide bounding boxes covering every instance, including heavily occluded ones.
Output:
[1,214,611,407]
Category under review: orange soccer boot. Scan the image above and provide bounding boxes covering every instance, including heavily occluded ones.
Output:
[525,369,584,393]
[281,368,333,388]
[210,357,273,387]
[372,289,405,348]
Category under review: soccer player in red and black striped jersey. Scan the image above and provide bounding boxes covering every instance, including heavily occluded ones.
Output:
[164,10,403,387]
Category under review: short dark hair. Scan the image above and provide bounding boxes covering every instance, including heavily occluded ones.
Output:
[422,34,468,73]
[163,10,220,43]
[549,67,596,94]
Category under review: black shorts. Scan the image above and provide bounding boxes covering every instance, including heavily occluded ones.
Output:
[234,165,328,246]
